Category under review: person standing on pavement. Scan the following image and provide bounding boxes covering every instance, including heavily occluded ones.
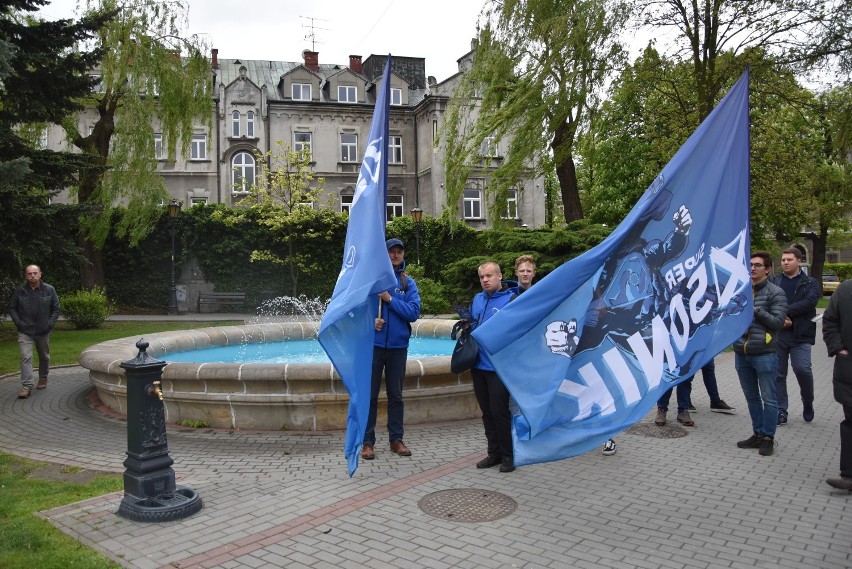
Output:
[734,252,787,456]
[469,261,517,473]
[686,359,736,414]
[821,278,852,491]
[361,238,421,461]
[9,264,60,399]
[771,248,819,426]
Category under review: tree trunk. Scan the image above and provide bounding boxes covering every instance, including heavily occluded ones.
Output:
[551,121,583,223]
[79,232,105,289]
[800,223,828,283]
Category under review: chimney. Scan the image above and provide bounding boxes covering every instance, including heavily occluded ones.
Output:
[349,55,363,74]
[212,48,219,69]
[303,50,319,71]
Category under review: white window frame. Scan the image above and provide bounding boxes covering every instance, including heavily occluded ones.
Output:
[190,197,208,207]
[502,189,518,219]
[154,133,164,159]
[341,194,353,214]
[386,194,403,221]
[463,189,482,219]
[232,111,240,137]
[294,132,312,155]
[246,111,255,138]
[481,136,498,158]
[389,135,402,164]
[190,134,207,160]
[338,85,357,103]
[231,151,255,193]
[292,83,311,100]
[340,133,358,162]
[390,88,402,106]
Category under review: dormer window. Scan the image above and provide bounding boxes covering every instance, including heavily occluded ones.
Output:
[292,83,311,100]
[338,85,356,103]
[391,88,402,106]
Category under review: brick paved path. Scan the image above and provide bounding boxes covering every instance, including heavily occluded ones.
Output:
[1,344,850,568]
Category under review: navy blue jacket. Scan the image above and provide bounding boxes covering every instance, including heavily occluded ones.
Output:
[771,271,819,345]
[373,261,420,349]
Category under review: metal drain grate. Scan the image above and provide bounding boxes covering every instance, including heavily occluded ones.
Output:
[418,488,517,523]
[626,423,688,438]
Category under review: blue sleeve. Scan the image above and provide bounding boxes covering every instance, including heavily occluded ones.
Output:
[388,277,420,322]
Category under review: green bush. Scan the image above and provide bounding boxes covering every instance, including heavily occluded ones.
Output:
[405,264,451,315]
[61,288,115,329]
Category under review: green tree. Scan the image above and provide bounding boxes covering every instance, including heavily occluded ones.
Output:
[223,141,328,295]
[442,0,632,224]
[62,0,212,288]
[0,1,106,292]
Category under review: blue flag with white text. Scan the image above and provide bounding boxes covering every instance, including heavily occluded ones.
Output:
[318,57,395,476]
[473,71,752,466]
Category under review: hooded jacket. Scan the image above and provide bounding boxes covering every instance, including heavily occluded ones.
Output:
[10,281,61,337]
[733,278,787,356]
[373,260,421,349]
[470,283,516,371]
[770,270,819,345]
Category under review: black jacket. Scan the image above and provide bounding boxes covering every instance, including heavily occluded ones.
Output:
[771,271,819,345]
[10,282,61,337]
[733,279,787,355]
[823,279,852,405]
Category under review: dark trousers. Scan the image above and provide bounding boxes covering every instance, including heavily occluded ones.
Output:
[471,368,512,460]
[841,404,852,478]
[658,379,692,413]
[364,347,407,446]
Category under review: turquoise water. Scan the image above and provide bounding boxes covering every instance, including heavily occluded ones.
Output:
[165,337,455,364]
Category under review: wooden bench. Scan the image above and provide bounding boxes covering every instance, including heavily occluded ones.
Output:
[197,292,246,313]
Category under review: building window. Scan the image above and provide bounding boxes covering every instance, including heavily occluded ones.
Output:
[387,194,403,221]
[154,133,164,159]
[232,151,255,193]
[341,194,353,214]
[338,85,356,103]
[389,135,402,164]
[463,189,482,219]
[246,111,254,138]
[294,132,312,155]
[340,133,357,162]
[190,134,207,160]
[502,189,518,219]
[481,136,498,157]
[232,111,240,137]
[190,197,208,206]
[292,83,311,100]
[391,88,402,106]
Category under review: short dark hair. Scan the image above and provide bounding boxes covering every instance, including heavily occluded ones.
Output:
[751,251,773,268]
[781,247,801,260]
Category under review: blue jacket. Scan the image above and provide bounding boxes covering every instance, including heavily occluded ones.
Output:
[770,271,819,345]
[470,283,516,371]
[373,261,421,349]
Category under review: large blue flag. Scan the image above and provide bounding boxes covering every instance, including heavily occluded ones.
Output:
[473,70,752,466]
[318,57,396,476]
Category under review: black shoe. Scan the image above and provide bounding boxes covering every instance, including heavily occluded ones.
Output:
[476,455,501,469]
[736,432,762,448]
[803,406,814,423]
[777,410,788,426]
[688,403,696,412]
[710,400,735,414]
[499,457,515,473]
[759,436,775,456]
[826,477,852,491]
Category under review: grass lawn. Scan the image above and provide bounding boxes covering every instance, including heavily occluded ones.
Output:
[0,320,242,375]
[0,452,123,569]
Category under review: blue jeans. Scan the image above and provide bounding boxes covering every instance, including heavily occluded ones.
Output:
[364,347,407,446]
[658,379,692,413]
[18,332,50,389]
[735,352,778,437]
[775,334,814,412]
[699,359,721,402]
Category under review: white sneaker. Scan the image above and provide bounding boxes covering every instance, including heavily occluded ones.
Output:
[602,439,616,456]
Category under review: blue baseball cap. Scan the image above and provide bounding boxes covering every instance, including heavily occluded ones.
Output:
[386,238,404,250]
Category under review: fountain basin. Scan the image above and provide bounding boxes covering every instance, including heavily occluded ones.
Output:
[79,320,477,431]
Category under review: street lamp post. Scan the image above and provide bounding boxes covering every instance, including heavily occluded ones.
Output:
[167,199,182,315]
[410,207,423,265]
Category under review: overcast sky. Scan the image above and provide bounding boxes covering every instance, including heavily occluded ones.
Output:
[37,0,489,82]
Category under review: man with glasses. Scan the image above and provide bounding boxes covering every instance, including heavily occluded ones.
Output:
[733,253,787,456]
[771,248,819,425]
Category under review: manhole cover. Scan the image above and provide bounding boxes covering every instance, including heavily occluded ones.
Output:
[418,488,517,523]
[626,423,688,438]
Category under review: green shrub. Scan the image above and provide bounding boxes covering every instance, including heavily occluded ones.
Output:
[405,264,451,315]
[60,288,115,329]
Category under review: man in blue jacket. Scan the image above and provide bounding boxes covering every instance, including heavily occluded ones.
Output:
[361,238,421,460]
[10,265,60,399]
[470,261,517,472]
[771,248,819,425]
